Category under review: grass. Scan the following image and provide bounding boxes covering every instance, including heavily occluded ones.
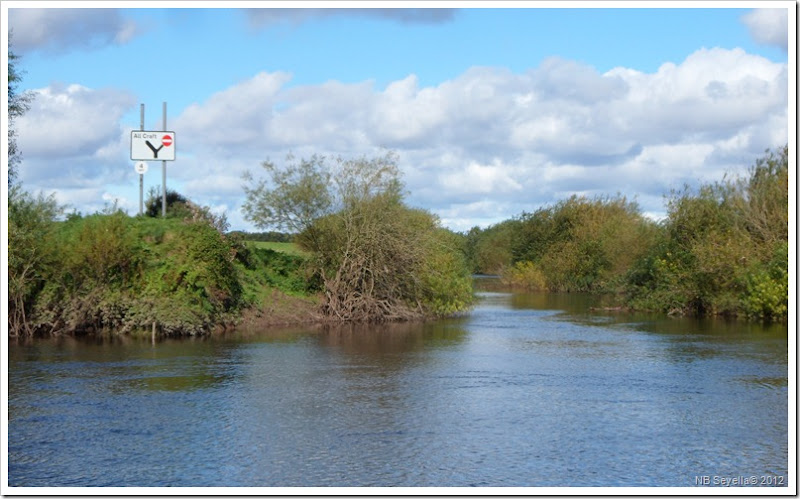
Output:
[245,240,308,256]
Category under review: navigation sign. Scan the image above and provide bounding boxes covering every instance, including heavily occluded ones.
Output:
[135,161,148,174]
[131,131,175,161]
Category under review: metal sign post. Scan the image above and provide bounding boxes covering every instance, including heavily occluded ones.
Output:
[135,161,148,214]
[162,102,167,217]
[131,102,175,217]
[139,104,145,216]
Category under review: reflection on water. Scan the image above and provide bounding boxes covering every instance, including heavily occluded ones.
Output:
[8,282,788,488]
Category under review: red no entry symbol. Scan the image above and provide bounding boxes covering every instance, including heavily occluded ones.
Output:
[162,135,173,147]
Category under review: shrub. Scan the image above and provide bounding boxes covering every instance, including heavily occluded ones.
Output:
[246,152,473,322]
[623,146,788,321]
[505,194,657,292]
[742,242,788,320]
[501,261,547,290]
[7,186,60,336]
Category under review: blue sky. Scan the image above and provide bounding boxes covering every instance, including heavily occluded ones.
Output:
[4,2,794,232]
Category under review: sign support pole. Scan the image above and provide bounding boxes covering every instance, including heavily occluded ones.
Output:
[161,102,167,218]
[139,104,145,216]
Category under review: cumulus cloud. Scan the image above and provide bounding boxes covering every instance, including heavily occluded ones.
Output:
[157,47,790,230]
[244,8,457,28]
[440,160,523,196]
[741,8,788,51]
[8,8,140,54]
[17,47,787,231]
[16,83,137,189]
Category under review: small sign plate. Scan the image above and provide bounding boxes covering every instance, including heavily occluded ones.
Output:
[135,161,148,174]
[131,131,176,161]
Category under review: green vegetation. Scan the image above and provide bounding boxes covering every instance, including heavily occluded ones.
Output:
[8,146,787,337]
[4,37,789,336]
[243,152,473,322]
[7,190,315,337]
[9,208,242,336]
[8,36,33,186]
[466,146,789,322]
[230,230,295,243]
[624,146,788,320]
[8,186,61,336]
[8,151,472,336]
[246,240,308,257]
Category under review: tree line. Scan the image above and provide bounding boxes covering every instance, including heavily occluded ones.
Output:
[463,145,789,321]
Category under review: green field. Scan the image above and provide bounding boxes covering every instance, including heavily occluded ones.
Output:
[246,240,308,256]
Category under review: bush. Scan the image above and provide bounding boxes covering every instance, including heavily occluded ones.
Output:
[245,152,473,322]
[7,186,60,336]
[504,194,657,292]
[465,220,519,274]
[144,187,188,218]
[60,212,139,287]
[14,205,247,336]
[301,195,473,321]
[741,242,788,320]
[501,261,547,290]
[623,146,788,321]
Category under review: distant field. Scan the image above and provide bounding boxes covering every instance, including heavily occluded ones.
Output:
[246,241,308,256]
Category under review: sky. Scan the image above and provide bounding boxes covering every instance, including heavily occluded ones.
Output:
[3,1,795,233]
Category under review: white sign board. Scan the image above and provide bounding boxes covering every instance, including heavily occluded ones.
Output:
[135,161,148,174]
[131,131,175,161]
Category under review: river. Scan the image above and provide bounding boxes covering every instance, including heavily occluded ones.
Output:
[7,281,789,488]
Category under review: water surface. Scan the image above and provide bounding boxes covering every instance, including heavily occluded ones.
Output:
[8,286,788,487]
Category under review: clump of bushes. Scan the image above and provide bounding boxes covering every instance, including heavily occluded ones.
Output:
[624,146,788,320]
[501,261,547,290]
[478,194,657,293]
[7,186,61,336]
[7,187,256,336]
[244,152,474,322]
[465,145,788,322]
[19,212,244,336]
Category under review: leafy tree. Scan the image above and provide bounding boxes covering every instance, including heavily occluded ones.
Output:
[8,186,61,335]
[7,35,34,186]
[242,154,334,235]
[145,186,189,217]
[505,195,657,292]
[624,145,788,320]
[243,152,472,322]
[465,219,519,275]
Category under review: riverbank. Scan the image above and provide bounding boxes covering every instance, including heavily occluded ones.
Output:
[237,289,322,330]
[8,205,320,337]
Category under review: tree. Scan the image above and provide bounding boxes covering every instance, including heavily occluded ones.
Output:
[8,186,61,335]
[242,154,333,235]
[624,145,788,320]
[145,186,189,217]
[144,187,230,234]
[503,195,657,292]
[8,34,34,185]
[242,152,472,322]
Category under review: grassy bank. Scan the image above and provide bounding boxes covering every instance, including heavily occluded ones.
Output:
[245,240,309,257]
[8,203,319,337]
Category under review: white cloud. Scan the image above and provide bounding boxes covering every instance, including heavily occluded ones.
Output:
[16,47,788,231]
[439,160,522,196]
[8,8,141,54]
[742,8,788,51]
[16,83,136,189]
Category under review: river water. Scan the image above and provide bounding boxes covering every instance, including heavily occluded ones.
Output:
[7,283,789,488]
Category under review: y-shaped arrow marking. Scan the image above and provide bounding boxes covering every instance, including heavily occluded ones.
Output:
[145,140,164,158]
